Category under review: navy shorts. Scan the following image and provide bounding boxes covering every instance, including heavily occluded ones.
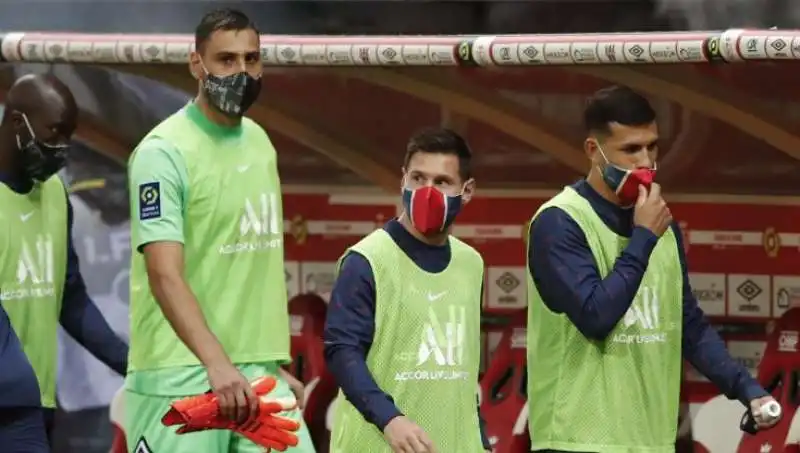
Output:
[0,407,50,453]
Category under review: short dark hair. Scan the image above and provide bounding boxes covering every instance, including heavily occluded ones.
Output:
[195,9,259,53]
[404,128,473,181]
[583,85,656,135]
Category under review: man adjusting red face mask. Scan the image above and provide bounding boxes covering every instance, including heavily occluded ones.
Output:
[402,185,463,236]
[596,143,657,206]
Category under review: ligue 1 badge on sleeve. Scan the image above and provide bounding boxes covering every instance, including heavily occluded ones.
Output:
[138,182,161,221]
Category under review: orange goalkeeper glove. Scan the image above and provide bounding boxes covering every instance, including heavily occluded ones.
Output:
[161,376,301,451]
[232,406,300,451]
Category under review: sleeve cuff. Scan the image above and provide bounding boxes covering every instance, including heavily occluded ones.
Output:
[136,236,185,253]
[627,226,659,264]
[739,381,769,407]
[373,406,403,432]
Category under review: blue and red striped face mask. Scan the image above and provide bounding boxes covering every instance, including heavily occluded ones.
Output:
[402,185,463,236]
[596,143,657,206]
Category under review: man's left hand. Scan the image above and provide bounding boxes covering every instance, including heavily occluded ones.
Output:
[279,367,306,410]
[750,395,782,429]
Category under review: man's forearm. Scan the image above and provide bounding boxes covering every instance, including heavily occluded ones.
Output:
[530,210,658,341]
[324,342,402,430]
[684,321,766,405]
[60,293,128,375]
[150,274,230,368]
[674,222,767,405]
[62,197,128,373]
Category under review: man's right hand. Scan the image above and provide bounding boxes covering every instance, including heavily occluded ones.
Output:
[633,183,672,237]
[383,416,438,453]
[207,361,259,425]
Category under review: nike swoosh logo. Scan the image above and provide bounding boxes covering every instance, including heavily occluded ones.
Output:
[20,211,34,222]
[237,165,251,173]
[427,291,447,302]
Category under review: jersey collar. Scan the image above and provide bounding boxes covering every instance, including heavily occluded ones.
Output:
[184,101,243,139]
[0,169,33,194]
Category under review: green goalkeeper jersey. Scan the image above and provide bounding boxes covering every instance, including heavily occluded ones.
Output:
[526,187,683,453]
[126,102,290,394]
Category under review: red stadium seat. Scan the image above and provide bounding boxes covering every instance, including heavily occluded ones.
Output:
[109,385,127,453]
[288,294,328,385]
[480,312,528,453]
[288,293,337,453]
[737,308,800,453]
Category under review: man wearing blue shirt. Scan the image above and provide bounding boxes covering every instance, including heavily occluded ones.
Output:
[0,306,47,452]
[526,85,778,452]
[324,128,491,453]
[0,74,128,451]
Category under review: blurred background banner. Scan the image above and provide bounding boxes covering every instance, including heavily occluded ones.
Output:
[55,146,130,452]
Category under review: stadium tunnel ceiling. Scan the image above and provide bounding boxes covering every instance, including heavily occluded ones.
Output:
[1,1,799,195]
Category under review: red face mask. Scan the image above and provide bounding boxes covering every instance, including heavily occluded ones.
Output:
[401,185,463,235]
[598,145,657,206]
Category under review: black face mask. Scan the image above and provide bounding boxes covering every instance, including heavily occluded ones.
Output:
[202,68,262,118]
[16,112,69,183]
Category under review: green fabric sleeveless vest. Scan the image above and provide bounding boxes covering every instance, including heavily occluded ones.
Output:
[330,229,485,453]
[0,176,68,408]
[527,187,683,453]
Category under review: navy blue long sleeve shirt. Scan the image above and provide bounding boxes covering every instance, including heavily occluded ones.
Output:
[324,219,491,449]
[0,304,41,408]
[0,172,128,408]
[529,179,766,406]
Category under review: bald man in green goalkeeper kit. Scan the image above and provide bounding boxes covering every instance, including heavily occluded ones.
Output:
[123,9,315,453]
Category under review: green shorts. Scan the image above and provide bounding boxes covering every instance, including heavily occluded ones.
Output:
[124,365,315,453]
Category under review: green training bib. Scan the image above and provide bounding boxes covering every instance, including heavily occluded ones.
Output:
[330,230,485,453]
[0,176,68,408]
[526,187,683,453]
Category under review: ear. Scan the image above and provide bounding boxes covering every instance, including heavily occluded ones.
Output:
[461,178,476,205]
[188,51,203,81]
[584,137,599,161]
[400,167,407,190]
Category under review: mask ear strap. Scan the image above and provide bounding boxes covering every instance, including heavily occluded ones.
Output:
[195,58,213,80]
[594,140,611,164]
[14,111,36,144]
